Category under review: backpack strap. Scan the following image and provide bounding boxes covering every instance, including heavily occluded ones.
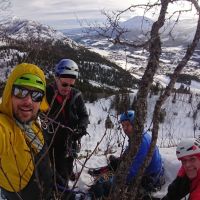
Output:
[46,84,70,120]
[46,83,58,117]
[69,91,81,107]
[68,91,81,120]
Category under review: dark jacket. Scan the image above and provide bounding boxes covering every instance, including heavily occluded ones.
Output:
[45,83,89,152]
[46,83,89,129]
[161,175,190,200]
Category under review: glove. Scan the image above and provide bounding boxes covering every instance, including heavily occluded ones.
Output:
[72,127,88,141]
[108,156,121,172]
[78,127,88,137]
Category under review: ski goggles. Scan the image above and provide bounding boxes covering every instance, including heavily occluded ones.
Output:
[12,86,44,102]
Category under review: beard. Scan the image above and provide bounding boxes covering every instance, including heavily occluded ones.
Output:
[13,111,39,124]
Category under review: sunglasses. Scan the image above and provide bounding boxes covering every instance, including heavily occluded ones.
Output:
[12,86,44,102]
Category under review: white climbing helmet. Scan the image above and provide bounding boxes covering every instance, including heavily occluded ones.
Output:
[176,138,200,160]
[55,59,79,79]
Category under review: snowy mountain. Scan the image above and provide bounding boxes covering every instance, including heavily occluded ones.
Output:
[62,16,200,86]
[161,18,197,47]
[1,16,200,95]
[119,16,197,47]
[0,17,78,48]
[121,16,153,30]
[0,18,138,99]
[64,16,198,48]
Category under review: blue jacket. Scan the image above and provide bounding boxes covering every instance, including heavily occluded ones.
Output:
[126,132,162,183]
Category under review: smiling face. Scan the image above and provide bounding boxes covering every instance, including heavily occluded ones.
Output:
[55,77,75,96]
[11,87,41,123]
[181,155,200,179]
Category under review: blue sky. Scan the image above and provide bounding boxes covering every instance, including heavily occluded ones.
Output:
[11,0,197,30]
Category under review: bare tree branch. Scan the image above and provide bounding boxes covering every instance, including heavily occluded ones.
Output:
[108,0,200,199]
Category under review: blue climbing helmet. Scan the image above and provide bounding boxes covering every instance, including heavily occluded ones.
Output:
[120,110,135,124]
[55,59,79,79]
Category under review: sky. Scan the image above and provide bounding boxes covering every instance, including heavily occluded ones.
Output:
[8,0,198,30]
[11,0,134,30]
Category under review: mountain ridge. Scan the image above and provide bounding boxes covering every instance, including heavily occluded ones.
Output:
[0,17,138,100]
[62,16,198,47]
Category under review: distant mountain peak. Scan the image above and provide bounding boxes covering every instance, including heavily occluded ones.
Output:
[120,16,154,31]
[119,15,197,46]
[0,18,78,48]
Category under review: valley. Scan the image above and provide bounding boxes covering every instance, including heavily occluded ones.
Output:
[64,32,200,93]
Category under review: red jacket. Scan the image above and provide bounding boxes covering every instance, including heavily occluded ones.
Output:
[189,169,200,200]
[178,166,200,200]
[162,166,200,200]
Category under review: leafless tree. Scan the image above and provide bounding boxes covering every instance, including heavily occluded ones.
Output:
[88,0,200,199]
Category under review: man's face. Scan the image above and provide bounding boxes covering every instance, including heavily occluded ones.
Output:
[181,155,200,179]
[56,77,75,96]
[12,86,42,123]
[121,120,133,137]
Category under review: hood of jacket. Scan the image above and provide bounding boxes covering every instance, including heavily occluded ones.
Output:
[0,63,49,118]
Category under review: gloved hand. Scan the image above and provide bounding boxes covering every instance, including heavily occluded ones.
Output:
[72,127,88,141]
[78,127,88,137]
[109,155,118,162]
[108,155,121,172]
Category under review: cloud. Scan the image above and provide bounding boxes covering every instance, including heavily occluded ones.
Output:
[43,9,106,21]
[13,0,129,29]
[11,0,197,30]
[40,17,106,29]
